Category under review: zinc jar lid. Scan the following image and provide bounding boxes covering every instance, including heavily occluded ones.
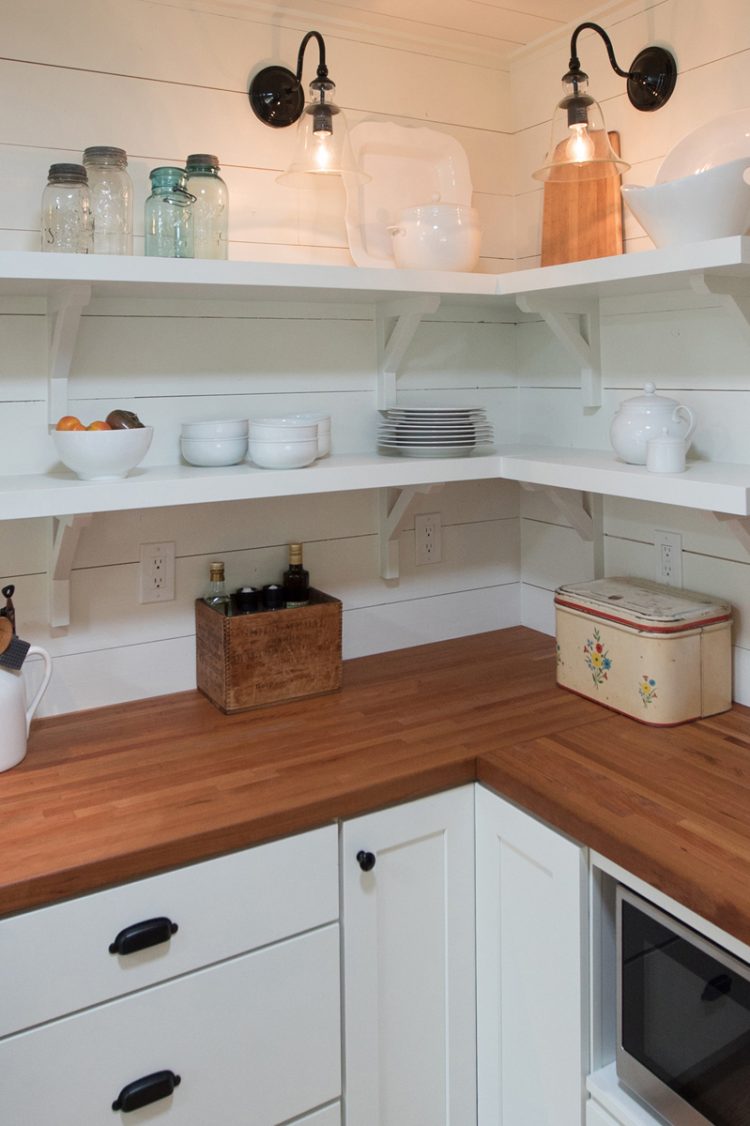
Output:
[186,154,220,171]
[47,163,88,184]
[83,146,128,166]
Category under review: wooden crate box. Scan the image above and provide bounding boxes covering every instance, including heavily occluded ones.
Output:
[195,589,342,714]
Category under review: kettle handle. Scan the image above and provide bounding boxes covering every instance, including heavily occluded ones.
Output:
[673,404,696,444]
[24,646,52,734]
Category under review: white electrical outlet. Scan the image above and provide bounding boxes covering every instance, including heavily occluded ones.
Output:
[139,542,176,603]
[415,513,442,565]
[655,529,683,587]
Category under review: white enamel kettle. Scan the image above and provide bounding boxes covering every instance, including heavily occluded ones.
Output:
[610,382,696,465]
[0,647,52,772]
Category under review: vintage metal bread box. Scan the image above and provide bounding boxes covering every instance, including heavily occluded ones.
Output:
[555,577,732,725]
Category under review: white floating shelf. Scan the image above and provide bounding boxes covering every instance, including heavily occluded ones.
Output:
[0,453,503,521]
[499,446,750,516]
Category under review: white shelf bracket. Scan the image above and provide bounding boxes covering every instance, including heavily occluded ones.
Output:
[47,283,93,425]
[379,483,444,580]
[516,295,602,410]
[521,485,604,576]
[50,513,93,629]
[712,511,750,555]
[376,295,441,410]
[690,272,750,345]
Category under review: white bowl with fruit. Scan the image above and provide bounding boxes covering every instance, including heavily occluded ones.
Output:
[53,410,152,480]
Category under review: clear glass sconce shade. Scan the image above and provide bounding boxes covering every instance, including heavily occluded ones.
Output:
[533,74,631,182]
[276,81,369,187]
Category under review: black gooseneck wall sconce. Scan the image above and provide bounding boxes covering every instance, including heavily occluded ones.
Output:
[249,30,368,187]
[533,21,677,182]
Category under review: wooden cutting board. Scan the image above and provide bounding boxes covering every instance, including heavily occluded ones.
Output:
[540,132,624,266]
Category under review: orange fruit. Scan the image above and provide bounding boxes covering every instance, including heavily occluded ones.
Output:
[56,415,84,431]
[87,420,112,431]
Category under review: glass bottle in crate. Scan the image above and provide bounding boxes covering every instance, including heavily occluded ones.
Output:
[185,154,228,259]
[144,167,195,258]
[82,146,133,255]
[283,543,310,608]
[41,164,93,253]
[204,561,230,614]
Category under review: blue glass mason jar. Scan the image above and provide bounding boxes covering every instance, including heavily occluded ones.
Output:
[144,167,195,258]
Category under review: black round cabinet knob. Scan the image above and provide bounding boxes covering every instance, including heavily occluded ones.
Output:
[357,850,376,872]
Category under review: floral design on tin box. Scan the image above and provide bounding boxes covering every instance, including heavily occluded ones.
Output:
[639,675,657,707]
[583,628,612,688]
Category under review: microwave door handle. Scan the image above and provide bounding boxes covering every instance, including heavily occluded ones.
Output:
[701,972,733,1002]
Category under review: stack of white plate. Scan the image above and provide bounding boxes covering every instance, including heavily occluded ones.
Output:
[377,406,494,458]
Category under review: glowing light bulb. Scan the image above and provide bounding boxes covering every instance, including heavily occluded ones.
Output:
[313,134,333,172]
[567,123,595,164]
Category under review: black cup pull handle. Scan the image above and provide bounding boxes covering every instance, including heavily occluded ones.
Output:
[109,917,178,956]
[112,1070,181,1112]
[357,850,376,872]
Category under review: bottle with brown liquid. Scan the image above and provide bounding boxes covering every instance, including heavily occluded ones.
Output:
[283,543,310,608]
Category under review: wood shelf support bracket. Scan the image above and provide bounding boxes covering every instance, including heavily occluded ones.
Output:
[379,483,444,580]
[516,295,602,410]
[50,512,93,629]
[690,273,750,345]
[712,511,750,556]
[47,283,93,425]
[521,485,604,576]
[376,296,441,410]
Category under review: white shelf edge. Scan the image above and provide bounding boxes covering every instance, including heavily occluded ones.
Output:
[3,447,750,521]
[0,453,504,520]
[499,446,750,516]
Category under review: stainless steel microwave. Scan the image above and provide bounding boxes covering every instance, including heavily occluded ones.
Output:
[616,886,750,1125]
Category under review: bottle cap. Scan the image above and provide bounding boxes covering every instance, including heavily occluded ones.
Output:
[289,542,303,563]
[263,583,285,610]
[234,586,260,613]
[209,561,225,580]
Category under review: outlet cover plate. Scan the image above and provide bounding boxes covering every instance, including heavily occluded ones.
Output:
[139,541,176,603]
[415,513,442,565]
[655,529,682,588]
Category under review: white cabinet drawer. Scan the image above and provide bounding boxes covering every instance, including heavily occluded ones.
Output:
[0,924,341,1125]
[0,823,338,1036]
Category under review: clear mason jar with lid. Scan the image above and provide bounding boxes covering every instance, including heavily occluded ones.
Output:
[185,153,228,259]
[41,164,93,253]
[82,146,133,255]
[144,166,195,258]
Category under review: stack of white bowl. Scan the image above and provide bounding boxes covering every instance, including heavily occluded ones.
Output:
[248,414,331,469]
[180,419,248,466]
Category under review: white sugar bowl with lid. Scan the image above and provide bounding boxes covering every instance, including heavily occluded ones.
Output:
[609,382,696,465]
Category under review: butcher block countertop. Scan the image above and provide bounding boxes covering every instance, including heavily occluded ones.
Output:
[4,627,750,946]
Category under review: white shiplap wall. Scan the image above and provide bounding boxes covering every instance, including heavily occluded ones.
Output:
[0,0,520,715]
[512,0,750,705]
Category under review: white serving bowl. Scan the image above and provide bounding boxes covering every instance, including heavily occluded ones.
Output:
[180,418,248,439]
[53,426,153,481]
[249,419,318,442]
[180,435,248,466]
[656,108,750,182]
[282,413,332,458]
[248,437,318,469]
[621,157,750,247]
[388,203,480,272]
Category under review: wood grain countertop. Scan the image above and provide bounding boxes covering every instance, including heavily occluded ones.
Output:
[3,627,750,947]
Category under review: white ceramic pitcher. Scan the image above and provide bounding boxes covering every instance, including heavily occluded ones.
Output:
[0,647,52,772]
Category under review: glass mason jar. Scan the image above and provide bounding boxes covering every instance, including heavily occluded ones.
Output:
[82,146,133,255]
[185,154,228,259]
[144,167,195,258]
[41,164,93,253]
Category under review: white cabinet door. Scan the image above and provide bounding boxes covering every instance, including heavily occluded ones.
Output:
[342,786,476,1126]
[475,785,588,1126]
